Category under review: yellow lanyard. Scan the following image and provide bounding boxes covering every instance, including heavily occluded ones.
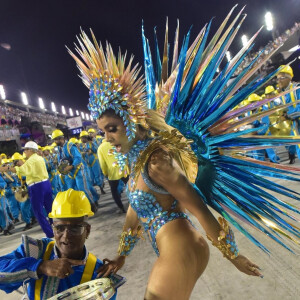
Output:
[34,242,97,299]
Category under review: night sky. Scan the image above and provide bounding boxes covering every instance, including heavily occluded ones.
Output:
[0,0,299,114]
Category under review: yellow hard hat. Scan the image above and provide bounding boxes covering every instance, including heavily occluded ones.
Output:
[11,152,24,161]
[1,158,10,165]
[42,146,52,152]
[0,153,7,159]
[38,145,42,149]
[80,130,89,138]
[69,137,79,144]
[265,86,275,95]
[51,129,64,140]
[88,128,96,133]
[48,189,94,219]
[278,65,294,78]
[247,93,262,102]
[51,142,57,147]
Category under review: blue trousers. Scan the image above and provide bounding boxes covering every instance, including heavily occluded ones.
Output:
[6,191,20,219]
[88,159,104,187]
[0,196,10,229]
[28,180,53,238]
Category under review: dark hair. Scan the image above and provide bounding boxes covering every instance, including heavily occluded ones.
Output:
[98,108,122,120]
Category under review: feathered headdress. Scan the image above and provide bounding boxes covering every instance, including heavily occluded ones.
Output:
[68,30,148,140]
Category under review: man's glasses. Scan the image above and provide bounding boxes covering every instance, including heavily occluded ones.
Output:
[52,224,88,236]
[277,76,289,80]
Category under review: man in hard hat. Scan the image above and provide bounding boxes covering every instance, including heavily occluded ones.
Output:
[88,128,103,146]
[2,141,54,238]
[10,152,34,231]
[277,65,300,164]
[51,129,99,212]
[42,146,62,198]
[98,140,128,213]
[80,131,105,194]
[0,159,14,235]
[0,189,119,299]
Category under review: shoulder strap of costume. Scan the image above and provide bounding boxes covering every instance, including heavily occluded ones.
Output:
[34,241,55,300]
[80,252,97,284]
[66,141,74,158]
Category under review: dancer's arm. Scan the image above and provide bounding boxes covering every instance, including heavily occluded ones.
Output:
[148,148,262,277]
[97,204,141,277]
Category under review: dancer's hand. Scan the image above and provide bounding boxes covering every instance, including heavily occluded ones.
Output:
[97,256,125,278]
[230,254,263,278]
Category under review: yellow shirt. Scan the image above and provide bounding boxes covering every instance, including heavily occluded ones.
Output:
[97,140,128,180]
[15,153,49,185]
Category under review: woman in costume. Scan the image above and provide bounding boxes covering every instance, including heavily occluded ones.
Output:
[69,6,300,299]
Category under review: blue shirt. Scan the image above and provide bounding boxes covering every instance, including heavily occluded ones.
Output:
[0,235,117,300]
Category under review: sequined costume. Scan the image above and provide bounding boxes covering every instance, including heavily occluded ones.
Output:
[69,5,300,257]
[126,139,191,256]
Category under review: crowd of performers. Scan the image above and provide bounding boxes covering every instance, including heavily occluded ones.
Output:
[1,7,300,299]
[0,128,128,236]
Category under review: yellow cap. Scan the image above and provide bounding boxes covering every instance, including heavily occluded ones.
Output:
[80,130,89,138]
[1,158,10,165]
[51,129,64,140]
[48,189,94,219]
[278,65,294,78]
[248,93,262,102]
[42,146,52,152]
[0,153,7,158]
[265,85,275,95]
[69,137,79,144]
[88,128,96,133]
[11,152,24,161]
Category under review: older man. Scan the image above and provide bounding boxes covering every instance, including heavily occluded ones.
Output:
[0,189,119,299]
[4,141,53,238]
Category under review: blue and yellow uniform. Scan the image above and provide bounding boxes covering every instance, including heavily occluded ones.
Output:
[0,235,116,300]
[0,172,9,230]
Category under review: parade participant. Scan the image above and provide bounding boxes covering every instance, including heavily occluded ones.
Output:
[80,130,105,194]
[10,152,33,231]
[3,141,54,238]
[43,146,62,198]
[276,65,300,164]
[0,189,118,300]
[69,13,300,298]
[51,129,99,211]
[98,140,128,213]
[88,128,103,146]
[0,161,14,236]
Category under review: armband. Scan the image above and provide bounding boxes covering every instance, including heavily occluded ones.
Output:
[118,226,143,256]
[207,217,239,260]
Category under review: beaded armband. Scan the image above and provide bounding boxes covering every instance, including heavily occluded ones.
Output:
[118,226,143,256]
[207,217,239,260]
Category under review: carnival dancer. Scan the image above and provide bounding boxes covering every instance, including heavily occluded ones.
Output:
[0,161,14,236]
[98,139,128,213]
[88,128,103,146]
[68,10,300,298]
[276,65,300,163]
[3,141,54,238]
[80,130,106,194]
[51,130,99,212]
[10,153,33,231]
[0,189,118,300]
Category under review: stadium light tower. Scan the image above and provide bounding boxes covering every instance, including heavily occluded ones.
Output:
[61,105,66,115]
[85,113,90,120]
[265,12,274,31]
[76,110,79,116]
[226,51,232,62]
[51,102,56,112]
[38,97,45,110]
[69,108,74,116]
[21,92,28,105]
[241,35,248,47]
[81,111,85,119]
[0,85,6,100]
